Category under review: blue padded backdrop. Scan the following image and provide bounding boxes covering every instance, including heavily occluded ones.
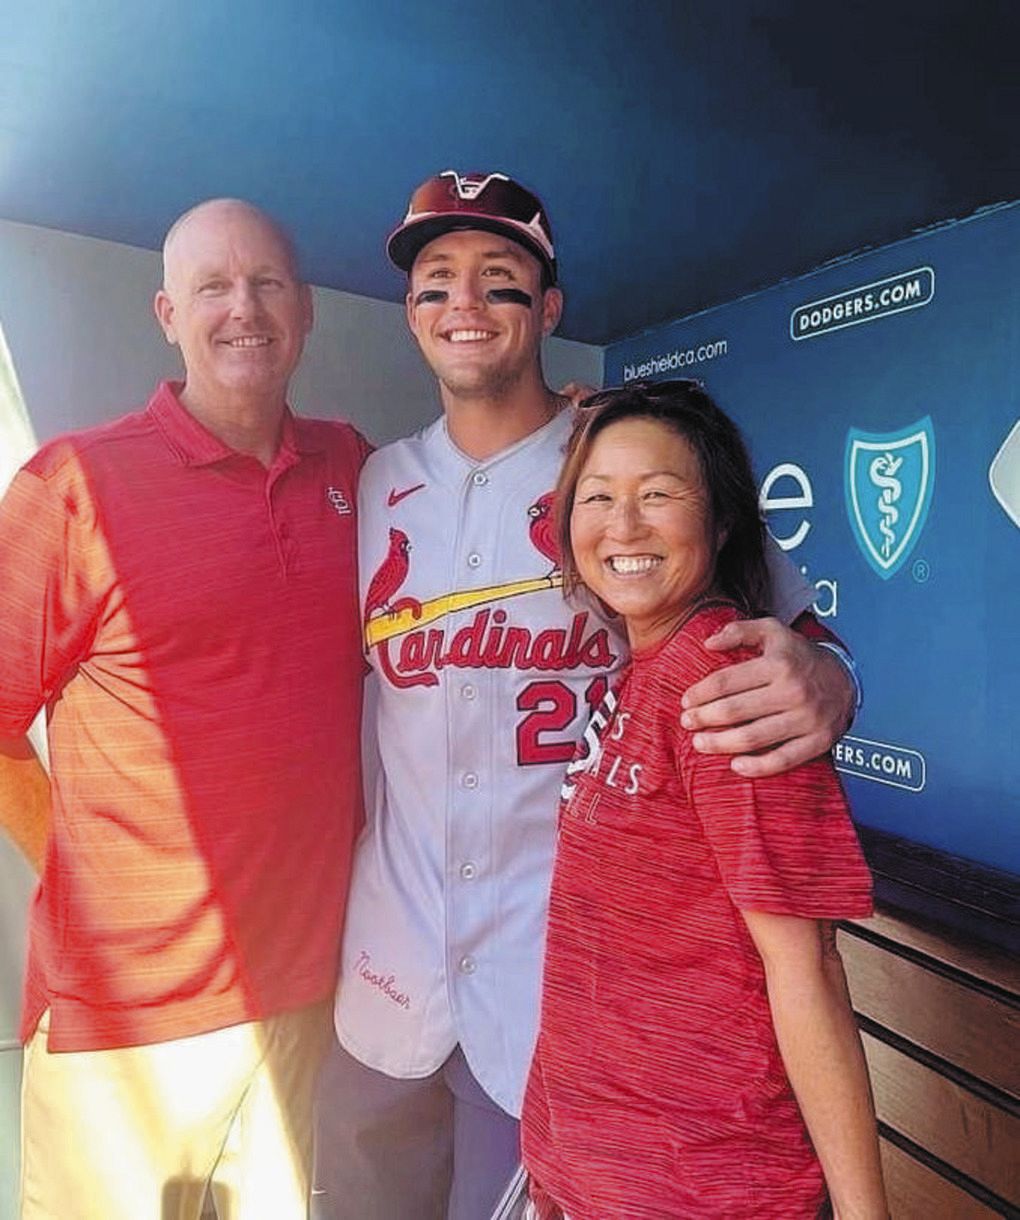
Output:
[604,202,1020,875]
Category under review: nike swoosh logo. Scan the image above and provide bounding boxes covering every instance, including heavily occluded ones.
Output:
[387,483,425,507]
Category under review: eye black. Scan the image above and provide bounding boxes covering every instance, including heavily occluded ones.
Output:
[415,289,448,305]
[485,288,533,308]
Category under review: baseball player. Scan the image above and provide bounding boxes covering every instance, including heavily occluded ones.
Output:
[313,171,859,1219]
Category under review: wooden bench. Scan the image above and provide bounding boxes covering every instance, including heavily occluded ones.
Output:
[839,829,1020,1219]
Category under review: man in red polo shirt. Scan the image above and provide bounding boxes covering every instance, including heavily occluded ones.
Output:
[0,198,369,1220]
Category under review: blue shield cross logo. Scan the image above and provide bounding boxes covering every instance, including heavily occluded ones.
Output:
[845,417,935,579]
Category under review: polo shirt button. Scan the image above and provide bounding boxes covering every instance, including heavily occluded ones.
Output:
[460,862,477,880]
[462,772,479,789]
[467,552,482,568]
[472,471,488,487]
[458,955,477,974]
[462,683,477,700]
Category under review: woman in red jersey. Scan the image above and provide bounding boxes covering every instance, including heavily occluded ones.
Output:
[521,381,888,1220]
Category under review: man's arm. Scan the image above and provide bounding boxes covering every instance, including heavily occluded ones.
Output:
[0,734,50,872]
[681,613,856,777]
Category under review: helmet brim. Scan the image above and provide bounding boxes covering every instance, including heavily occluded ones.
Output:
[387,214,557,285]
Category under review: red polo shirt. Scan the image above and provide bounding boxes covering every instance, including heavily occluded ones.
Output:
[0,382,370,1051]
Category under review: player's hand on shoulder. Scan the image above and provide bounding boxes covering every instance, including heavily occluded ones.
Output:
[556,381,600,414]
[680,616,854,778]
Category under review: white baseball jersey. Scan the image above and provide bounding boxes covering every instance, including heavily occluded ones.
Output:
[335,407,816,1116]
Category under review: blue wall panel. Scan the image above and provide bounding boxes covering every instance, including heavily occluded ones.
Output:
[604,203,1019,875]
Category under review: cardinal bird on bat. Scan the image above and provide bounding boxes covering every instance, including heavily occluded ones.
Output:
[528,491,560,573]
[364,527,422,629]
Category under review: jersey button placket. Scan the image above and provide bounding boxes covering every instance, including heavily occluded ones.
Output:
[449,472,491,1008]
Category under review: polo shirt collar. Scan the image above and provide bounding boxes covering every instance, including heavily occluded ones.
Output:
[148,381,323,466]
[282,409,326,457]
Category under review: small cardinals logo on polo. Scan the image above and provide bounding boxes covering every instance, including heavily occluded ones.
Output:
[325,486,352,516]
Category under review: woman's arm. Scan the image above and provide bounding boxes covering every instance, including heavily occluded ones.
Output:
[741,909,888,1220]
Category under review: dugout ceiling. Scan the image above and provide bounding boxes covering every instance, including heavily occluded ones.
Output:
[1,0,1017,344]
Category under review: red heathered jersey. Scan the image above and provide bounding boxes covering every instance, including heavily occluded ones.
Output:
[523,603,872,1219]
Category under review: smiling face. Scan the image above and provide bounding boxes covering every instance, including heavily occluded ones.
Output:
[154,200,312,414]
[405,228,562,401]
[570,417,722,650]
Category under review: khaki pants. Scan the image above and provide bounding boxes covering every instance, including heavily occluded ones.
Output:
[21,1002,331,1220]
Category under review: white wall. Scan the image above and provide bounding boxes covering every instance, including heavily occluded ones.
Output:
[0,218,602,1218]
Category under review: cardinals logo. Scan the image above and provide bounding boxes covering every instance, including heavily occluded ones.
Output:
[363,528,423,631]
[361,498,617,687]
[363,492,569,657]
[528,491,560,574]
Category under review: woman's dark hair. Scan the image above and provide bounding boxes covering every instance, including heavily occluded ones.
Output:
[555,379,772,614]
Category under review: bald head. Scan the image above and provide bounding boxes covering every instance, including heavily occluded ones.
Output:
[161,199,302,293]
[153,197,313,420]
